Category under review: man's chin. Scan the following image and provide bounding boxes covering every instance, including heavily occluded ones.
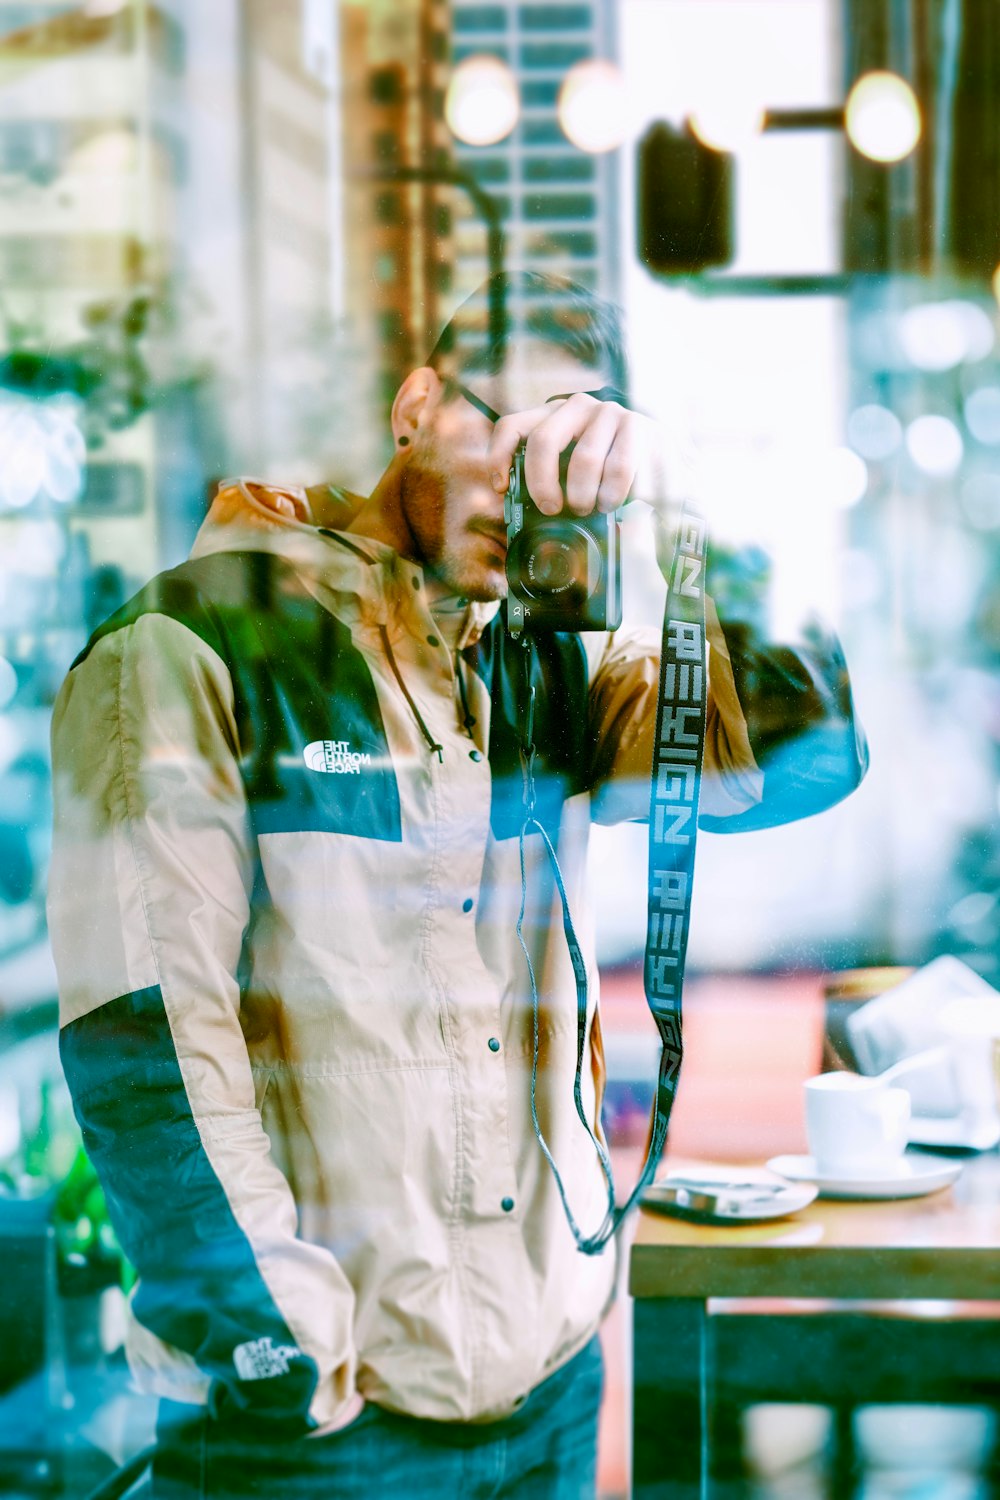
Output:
[460,572,507,604]
[433,553,507,603]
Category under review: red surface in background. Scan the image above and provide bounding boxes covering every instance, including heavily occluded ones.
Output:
[600,967,826,1160]
[595,968,828,1495]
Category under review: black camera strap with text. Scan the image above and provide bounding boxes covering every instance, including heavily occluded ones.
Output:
[517,504,707,1254]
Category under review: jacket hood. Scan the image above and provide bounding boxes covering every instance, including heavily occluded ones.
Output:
[190,477,499,646]
[192,477,372,571]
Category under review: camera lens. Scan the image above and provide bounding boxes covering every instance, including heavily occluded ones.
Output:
[507,519,603,604]
[529,537,576,592]
[522,521,601,600]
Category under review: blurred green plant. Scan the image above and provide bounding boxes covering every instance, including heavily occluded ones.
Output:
[2,1077,133,1295]
[0,274,216,447]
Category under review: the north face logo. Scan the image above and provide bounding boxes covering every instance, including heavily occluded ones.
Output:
[304,739,372,775]
[233,1336,301,1381]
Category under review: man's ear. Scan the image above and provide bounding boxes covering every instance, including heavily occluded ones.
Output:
[391,367,441,447]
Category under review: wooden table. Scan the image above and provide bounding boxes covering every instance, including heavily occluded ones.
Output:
[629,1153,1000,1498]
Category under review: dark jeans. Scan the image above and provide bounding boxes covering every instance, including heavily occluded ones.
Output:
[151,1334,604,1499]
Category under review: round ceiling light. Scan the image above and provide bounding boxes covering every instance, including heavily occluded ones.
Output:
[845,71,921,163]
[558,60,630,154]
[445,56,520,147]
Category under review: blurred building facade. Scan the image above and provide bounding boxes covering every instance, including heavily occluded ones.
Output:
[0,1,186,582]
[452,0,621,357]
[0,0,460,961]
[340,0,454,413]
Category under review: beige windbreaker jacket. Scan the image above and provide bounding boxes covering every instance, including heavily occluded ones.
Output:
[48,479,865,1433]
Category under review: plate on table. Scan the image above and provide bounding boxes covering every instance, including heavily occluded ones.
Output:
[642,1170,818,1224]
[766,1151,963,1200]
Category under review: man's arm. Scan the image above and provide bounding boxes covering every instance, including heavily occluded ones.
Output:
[700,605,869,833]
[483,396,867,829]
[659,518,868,832]
[585,588,867,830]
[48,612,358,1434]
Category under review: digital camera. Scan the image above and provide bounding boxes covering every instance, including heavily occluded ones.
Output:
[504,443,623,638]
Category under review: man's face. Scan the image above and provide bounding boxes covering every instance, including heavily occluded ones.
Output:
[399,344,604,602]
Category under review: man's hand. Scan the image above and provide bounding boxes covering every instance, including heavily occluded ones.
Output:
[487,393,653,517]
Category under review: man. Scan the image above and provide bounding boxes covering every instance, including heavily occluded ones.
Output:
[48,273,866,1498]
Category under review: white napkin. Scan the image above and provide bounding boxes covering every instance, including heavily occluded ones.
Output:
[846,955,1000,1122]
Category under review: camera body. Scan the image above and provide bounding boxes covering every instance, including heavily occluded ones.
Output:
[504,443,623,637]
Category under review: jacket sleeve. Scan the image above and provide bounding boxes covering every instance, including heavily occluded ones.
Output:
[47,612,357,1434]
[700,608,870,833]
[586,598,868,830]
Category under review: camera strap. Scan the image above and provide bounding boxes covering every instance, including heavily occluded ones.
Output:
[517,503,707,1255]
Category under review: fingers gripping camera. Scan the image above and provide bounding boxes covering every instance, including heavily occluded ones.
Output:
[504,443,623,638]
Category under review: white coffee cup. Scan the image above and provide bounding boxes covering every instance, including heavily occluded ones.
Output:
[804,1072,911,1177]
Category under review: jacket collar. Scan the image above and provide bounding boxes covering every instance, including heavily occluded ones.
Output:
[191,477,500,648]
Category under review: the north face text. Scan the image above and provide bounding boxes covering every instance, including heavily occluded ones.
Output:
[303,740,372,775]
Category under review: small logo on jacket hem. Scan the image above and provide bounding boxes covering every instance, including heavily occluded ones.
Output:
[304,739,372,775]
[233,1336,302,1381]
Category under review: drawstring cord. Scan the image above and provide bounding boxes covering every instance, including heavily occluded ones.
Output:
[378,624,444,762]
[455,652,478,739]
[515,636,618,1255]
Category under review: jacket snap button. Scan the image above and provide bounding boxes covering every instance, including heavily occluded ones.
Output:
[427,635,440,647]
[469,749,483,762]
[462,898,474,913]
[488,1037,500,1053]
[501,1197,515,1213]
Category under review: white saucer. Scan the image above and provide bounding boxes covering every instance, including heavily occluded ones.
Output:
[766,1151,963,1200]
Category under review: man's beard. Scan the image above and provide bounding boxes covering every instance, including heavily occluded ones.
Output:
[400,462,507,603]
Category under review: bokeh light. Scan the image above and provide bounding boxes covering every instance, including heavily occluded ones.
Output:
[964,386,1000,445]
[899,300,993,370]
[953,301,996,362]
[905,414,963,477]
[900,303,974,371]
[847,404,903,462]
[558,61,630,154]
[0,394,85,512]
[445,56,520,147]
[688,96,764,154]
[961,473,1000,529]
[845,71,921,163]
